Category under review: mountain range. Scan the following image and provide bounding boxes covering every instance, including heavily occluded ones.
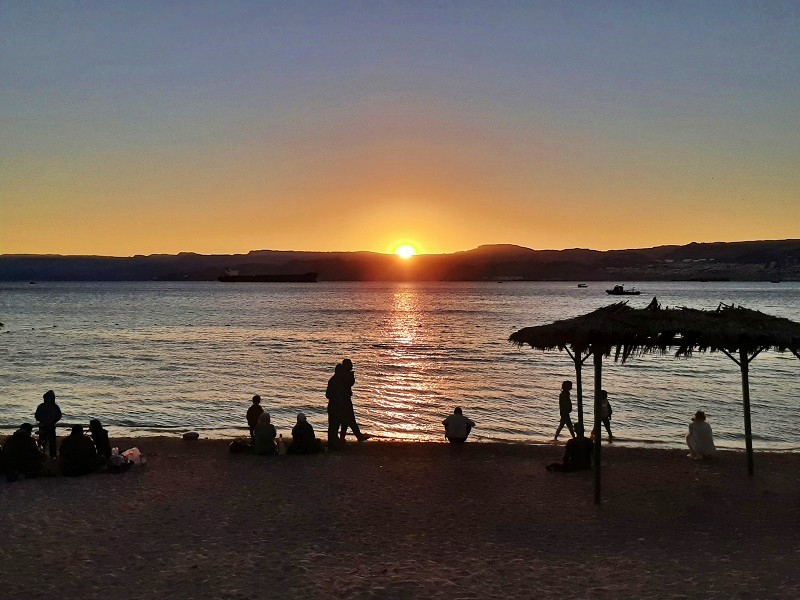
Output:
[1,239,799,282]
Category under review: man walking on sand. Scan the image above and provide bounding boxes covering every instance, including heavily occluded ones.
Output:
[338,359,370,443]
[553,380,575,441]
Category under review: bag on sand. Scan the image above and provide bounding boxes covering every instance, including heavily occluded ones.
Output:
[229,440,251,454]
[121,447,146,465]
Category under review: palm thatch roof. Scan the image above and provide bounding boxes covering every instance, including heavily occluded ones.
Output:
[509,298,800,361]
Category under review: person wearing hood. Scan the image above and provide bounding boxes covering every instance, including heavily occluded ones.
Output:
[89,419,112,459]
[35,390,62,458]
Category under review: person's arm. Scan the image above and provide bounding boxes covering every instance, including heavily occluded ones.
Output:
[55,406,62,422]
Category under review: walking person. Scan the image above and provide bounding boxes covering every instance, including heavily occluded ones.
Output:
[553,381,575,441]
[599,389,613,440]
[338,359,370,443]
[325,363,347,449]
[35,390,62,458]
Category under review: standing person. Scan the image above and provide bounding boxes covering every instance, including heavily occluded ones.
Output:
[553,381,575,441]
[246,395,264,439]
[686,410,716,460]
[339,359,370,443]
[325,363,347,449]
[599,390,613,440]
[442,407,476,443]
[35,390,62,458]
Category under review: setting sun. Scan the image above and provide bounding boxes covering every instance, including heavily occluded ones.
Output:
[395,244,418,259]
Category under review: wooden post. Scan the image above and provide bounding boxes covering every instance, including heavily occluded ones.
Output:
[593,349,603,505]
[575,357,584,429]
[740,348,754,476]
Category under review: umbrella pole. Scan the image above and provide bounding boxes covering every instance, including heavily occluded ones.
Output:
[739,348,754,476]
[593,349,602,505]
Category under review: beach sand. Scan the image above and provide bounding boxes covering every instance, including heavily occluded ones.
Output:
[2,438,799,599]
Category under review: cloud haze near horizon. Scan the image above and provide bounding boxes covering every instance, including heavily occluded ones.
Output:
[2,1,799,256]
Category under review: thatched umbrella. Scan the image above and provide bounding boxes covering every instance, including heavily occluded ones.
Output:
[510,298,800,504]
[509,302,650,505]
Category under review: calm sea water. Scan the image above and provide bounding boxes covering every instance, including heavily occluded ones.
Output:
[1,281,798,450]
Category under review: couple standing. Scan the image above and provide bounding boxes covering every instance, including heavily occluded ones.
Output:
[326,358,370,447]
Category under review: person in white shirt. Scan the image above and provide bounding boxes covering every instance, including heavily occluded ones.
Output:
[686,410,716,460]
[442,407,475,443]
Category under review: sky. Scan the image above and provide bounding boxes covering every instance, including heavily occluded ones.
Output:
[2,1,799,256]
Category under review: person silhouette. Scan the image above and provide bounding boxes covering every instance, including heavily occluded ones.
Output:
[599,390,613,440]
[338,359,369,443]
[35,390,62,458]
[442,407,475,443]
[246,395,264,439]
[686,410,716,460]
[547,423,594,472]
[553,381,575,441]
[326,363,347,449]
[89,419,112,459]
[252,412,277,455]
[2,423,44,481]
[59,425,100,476]
[288,414,322,454]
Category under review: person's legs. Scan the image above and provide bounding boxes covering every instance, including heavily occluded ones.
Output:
[43,428,57,458]
[602,418,613,438]
[447,437,467,443]
[565,416,575,438]
[554,418,565,440]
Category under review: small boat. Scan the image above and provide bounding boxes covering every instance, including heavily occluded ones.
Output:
[218,271,318,283]
[577,283,588,288]
[606,284,640,296]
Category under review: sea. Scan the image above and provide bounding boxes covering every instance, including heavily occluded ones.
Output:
[1,281,798,450]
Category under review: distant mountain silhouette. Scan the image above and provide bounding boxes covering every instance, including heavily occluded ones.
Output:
[1,239,799,281]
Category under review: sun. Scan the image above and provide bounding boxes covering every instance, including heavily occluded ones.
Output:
[394,244,418,259]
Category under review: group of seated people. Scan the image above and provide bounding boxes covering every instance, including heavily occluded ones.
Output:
[1,419,117,481]
[240,411,324,456]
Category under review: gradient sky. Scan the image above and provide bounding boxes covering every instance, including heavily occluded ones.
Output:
[2,1,799,256]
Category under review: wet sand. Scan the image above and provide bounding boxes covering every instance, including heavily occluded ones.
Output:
[1,438,799,599]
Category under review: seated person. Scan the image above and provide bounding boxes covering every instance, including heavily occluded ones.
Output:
[60,425,101,476]
[686,410,716,460]
[288,414,322,454]
[89,419,112,460]
[547,423,594,472]
[252,412,277,455]
[442,407,475,443]
[2,423,44,481]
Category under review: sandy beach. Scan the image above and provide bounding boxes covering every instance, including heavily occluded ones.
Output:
[2,438,799,599]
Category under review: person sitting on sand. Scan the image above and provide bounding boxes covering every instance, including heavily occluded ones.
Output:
[442,407,476,443]
[288,414,323,454]
[252,412,277,455]
[547,423,594,472]
[246,395,264,439]
[35,389,62,458]
[686,410,716,460]
[2,423,44,481]
[553,380,575,441]
[60,425,101,476]
[89,419,112,460]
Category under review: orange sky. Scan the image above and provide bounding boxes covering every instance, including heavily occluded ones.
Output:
[2,3,798,256]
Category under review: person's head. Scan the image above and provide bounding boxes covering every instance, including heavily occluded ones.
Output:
[562,381,572,391]
[297,413,306,423]
[89,419,102,432]
[258,412,271,425]
[252,395,261,405]
[693,410,707,422]
[454,407,463,415]
[342,358,353,371]
[598,390,608,400]
[71,424,84,437]
[334,363,344,374]
[43,390,55,404]
[575,423,585,437]
[19,423,33,435]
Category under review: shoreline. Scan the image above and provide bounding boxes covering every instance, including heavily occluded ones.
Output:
[3,438,800,598]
